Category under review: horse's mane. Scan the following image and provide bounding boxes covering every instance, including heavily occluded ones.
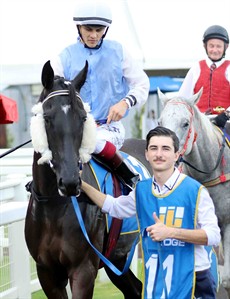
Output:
[192,103,222,142]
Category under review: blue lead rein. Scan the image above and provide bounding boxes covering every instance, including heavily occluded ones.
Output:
[71,196,140,276]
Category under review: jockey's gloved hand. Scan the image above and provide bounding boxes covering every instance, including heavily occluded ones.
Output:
[214,111,230,128]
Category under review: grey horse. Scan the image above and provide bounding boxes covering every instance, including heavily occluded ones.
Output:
[158,88,230,298]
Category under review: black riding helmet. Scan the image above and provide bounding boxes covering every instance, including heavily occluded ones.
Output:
[203,25,229,61]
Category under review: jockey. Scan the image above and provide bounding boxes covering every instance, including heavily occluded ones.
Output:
[50,1,150,189]
[178,25,230,128]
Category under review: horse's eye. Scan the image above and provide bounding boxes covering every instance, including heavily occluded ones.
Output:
[183,122,189,128]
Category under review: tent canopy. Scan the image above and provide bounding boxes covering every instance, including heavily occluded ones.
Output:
[0,94,18,124]
[149,76,183,94]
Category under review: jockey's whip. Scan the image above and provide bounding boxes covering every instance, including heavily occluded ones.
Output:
[0,139,31,159]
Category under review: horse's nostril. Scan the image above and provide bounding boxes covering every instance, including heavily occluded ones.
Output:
[59,178,63,187]
[58,178,67,196]
[58,178,66,192]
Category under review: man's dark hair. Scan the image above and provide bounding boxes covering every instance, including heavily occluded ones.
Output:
[146,126,179,152]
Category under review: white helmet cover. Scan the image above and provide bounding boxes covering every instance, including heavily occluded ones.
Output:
[73,1,112,27]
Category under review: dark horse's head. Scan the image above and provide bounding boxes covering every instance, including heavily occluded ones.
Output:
[30,60,96,197]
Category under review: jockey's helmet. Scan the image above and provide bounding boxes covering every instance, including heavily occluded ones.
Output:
[73,1,112,27]
[203,25,229,44]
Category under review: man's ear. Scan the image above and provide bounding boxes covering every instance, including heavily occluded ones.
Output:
[174,151,180,162]
[145,149,149,161]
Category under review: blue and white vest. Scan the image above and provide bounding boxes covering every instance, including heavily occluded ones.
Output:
[135,176,202,299]
[59,40,129,120]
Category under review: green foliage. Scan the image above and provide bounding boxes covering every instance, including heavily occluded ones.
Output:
[131,106,145,139]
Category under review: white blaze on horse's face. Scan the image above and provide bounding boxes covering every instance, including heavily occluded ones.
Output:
[62,105,71,114]
[61,82,71,114]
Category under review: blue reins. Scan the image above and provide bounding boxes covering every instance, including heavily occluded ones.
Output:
[71,195,140,275]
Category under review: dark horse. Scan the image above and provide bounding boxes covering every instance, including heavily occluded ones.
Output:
[25,61,151,299]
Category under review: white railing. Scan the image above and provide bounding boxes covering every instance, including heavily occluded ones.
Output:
[0,220,41,299]
[0,148,33,179]
[0,148,138,298]
[0,148,40,299]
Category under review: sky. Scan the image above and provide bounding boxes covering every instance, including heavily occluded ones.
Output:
[0,0,230,70]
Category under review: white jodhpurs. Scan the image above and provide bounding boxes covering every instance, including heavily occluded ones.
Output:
[94,121,125,154]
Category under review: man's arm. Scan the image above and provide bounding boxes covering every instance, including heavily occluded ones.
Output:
[81,181,106,208]
[147,187,220,246]
[177,62,200,98]
[81,181,136,219]
[146,213,208,245]
[50,56,65,77]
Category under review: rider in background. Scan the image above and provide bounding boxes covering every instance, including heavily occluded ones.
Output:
[178,25,230,128]
[50,1,149,189]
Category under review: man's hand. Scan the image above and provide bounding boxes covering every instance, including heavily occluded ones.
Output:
[146,212,173,241]
[107,100,128,124]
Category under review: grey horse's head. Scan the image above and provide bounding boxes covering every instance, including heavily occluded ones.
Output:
[158,88,203,155]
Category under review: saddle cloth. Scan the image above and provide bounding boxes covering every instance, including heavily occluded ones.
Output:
[89,151,151,234]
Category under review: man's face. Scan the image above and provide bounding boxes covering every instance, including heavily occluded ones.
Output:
[205,38,227,61]
[145,136,179,173]
[79,25,106,48]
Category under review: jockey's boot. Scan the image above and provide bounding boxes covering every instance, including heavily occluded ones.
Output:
[95,141,139,190]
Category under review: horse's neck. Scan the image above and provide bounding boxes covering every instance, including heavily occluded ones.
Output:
[82,162,99,190]
[194,112,222,150]
[185,115,226,180]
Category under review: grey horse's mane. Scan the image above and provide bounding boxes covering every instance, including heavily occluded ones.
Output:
[191,102,222,141]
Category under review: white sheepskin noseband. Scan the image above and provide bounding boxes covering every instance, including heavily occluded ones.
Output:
[30,102,52,164]
[79,103,97,163]
[30,101,96,165]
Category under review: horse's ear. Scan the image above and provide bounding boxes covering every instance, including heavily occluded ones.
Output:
[73,61,88,92]
[41,60,54,90]
[189,87,203,106]
[157,88,169,106]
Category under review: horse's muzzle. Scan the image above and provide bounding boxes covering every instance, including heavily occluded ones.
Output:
[57,176,82,197]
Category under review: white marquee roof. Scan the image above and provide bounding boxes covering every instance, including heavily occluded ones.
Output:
[1,0,230,89]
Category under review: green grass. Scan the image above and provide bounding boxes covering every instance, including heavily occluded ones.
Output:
[0,256,10,292]
[32,260,143,299]
[32,281,123,299]
[1,258,125,298]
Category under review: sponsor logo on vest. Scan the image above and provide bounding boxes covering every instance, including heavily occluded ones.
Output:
[161,238,185,247]
[159,206,184,228]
